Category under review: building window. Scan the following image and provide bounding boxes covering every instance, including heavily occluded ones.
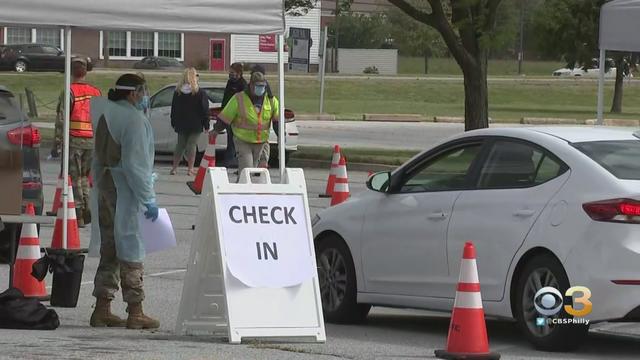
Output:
[158,32,182,58]
[6,27,32,44]
[131,31,154,57]
[37,28,61,47]
[108,31,127,57]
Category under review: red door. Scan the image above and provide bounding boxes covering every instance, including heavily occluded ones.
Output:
[210,39,225,71]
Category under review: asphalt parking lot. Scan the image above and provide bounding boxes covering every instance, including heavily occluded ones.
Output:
[1,157,639,360]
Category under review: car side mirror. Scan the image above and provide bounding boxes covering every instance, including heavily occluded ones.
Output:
[367,172,391,193]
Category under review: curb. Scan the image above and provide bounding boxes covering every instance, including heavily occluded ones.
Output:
[296,114,336,121]
[521,117,580,125]
[363,114,427,122]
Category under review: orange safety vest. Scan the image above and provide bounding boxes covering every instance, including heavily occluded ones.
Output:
[69,83,101,138]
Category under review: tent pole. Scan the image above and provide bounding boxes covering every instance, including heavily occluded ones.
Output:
[278,34,286,182]
[319,26,328,114]
[62,26,72,249]
[597,48,605,125]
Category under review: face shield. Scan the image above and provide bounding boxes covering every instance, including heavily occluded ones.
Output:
[115,84,150,113]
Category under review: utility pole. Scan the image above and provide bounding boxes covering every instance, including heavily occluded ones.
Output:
[518,0,526,75]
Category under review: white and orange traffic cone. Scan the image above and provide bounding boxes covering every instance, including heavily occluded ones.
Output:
[13,203,47,299]
[330,156,350,206]
[435,242,500,360]
[46,175,65,216]
[51,183,80,249]
[188,134,216,195]
[320,145,341,198]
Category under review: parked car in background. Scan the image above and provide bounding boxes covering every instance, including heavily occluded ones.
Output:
[552,58,632,78]
[0,44,92,73]
[0,86,43,263]
[313,127,640,351]
[149,82,298,166]
[133,57,185,71]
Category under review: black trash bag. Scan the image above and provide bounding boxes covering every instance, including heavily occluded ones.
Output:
[32,252,85,308]
[0,288,59,330]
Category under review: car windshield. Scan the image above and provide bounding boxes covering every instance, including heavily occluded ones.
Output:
[573,140,640,180]
[202,87,225,104]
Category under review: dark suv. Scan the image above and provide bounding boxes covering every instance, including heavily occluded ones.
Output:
[0,43,92,73]
[0,86,43,263]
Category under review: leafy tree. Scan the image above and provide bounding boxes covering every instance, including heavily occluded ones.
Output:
[329,13,391,49]
[386,8,446,73]
[533,0,630,113]
[285,0,317,16]
[388,0,505,130]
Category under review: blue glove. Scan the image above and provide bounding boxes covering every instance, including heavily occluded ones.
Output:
[144,202,159,222]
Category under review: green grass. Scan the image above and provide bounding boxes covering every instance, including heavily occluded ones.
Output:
[292,145,418,166]
[398,57,566,76]
[2,71,639,123]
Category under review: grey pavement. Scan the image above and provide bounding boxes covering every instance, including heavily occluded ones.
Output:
[0,157,639,359]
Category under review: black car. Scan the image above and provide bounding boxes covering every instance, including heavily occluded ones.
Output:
[0,43,92,73]
[133,56,185,71]
[0,86,44,263]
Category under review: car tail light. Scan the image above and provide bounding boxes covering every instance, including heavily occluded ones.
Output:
[583,198,640,224]
[284,109,295,123]
[7,125,41,147]
[23,181,42,190]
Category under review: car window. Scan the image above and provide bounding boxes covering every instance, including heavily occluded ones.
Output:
[202,87,225,104]
[0,93,22,125]
[42,46,60,55]
[151,87,174,108]
[400,144,482,193]
[26,46,43,54]
[478,140,565,189]
[573,140,640,180]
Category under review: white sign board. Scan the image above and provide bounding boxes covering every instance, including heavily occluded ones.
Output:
[175,168,326,344]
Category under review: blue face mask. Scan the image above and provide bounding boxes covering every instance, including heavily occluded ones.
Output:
[254,85,266,97]
[136,95,150,111]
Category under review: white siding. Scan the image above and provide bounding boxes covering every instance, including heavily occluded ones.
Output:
[338,49,398,75]
[231,5,321,66]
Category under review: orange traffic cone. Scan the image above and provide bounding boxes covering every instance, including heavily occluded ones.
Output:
[51,183,80,249]
[13,203,47,299]
[435,242,500,360]
[188,134,216,195]
[320,145,341,198]
[46,175,65,216]
[330,156,350,206]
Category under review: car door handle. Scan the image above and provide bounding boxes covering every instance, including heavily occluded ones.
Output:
[427,212,448,220]
[513,209,536,218]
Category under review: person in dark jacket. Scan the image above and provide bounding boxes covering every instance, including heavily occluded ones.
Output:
[221,63,247,168]
[251,64,273,98]
[170,68,210,175]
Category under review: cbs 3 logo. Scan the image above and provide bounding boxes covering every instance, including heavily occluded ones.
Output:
[534,286,592,317]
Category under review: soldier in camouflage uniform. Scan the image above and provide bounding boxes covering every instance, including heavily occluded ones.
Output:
[53,58,101,227]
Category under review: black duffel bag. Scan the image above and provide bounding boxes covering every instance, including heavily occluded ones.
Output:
[0,288,59,330]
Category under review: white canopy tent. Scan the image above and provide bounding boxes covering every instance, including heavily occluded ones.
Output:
[0,0,287,249]
[597,0,640,124]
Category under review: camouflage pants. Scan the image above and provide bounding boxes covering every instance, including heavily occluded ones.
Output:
[92,170,145,303]
[60,147,92,215]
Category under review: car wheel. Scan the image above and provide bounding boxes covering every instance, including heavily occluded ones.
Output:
[514,254,589,351]
[316,234,370,323]
[268,149,291,168]
[15,60,27,73]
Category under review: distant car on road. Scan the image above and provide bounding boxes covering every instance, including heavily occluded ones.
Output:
[552,58,632,78]
[0,86,43,263]
[133,57,185,71]
[313,126,640,352]
[0,44,92,73]
[149,83,298,166]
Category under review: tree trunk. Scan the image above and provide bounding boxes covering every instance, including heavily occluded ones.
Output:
[103,32,110,68]
[462,56,489,131]
[610,56,624,113]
